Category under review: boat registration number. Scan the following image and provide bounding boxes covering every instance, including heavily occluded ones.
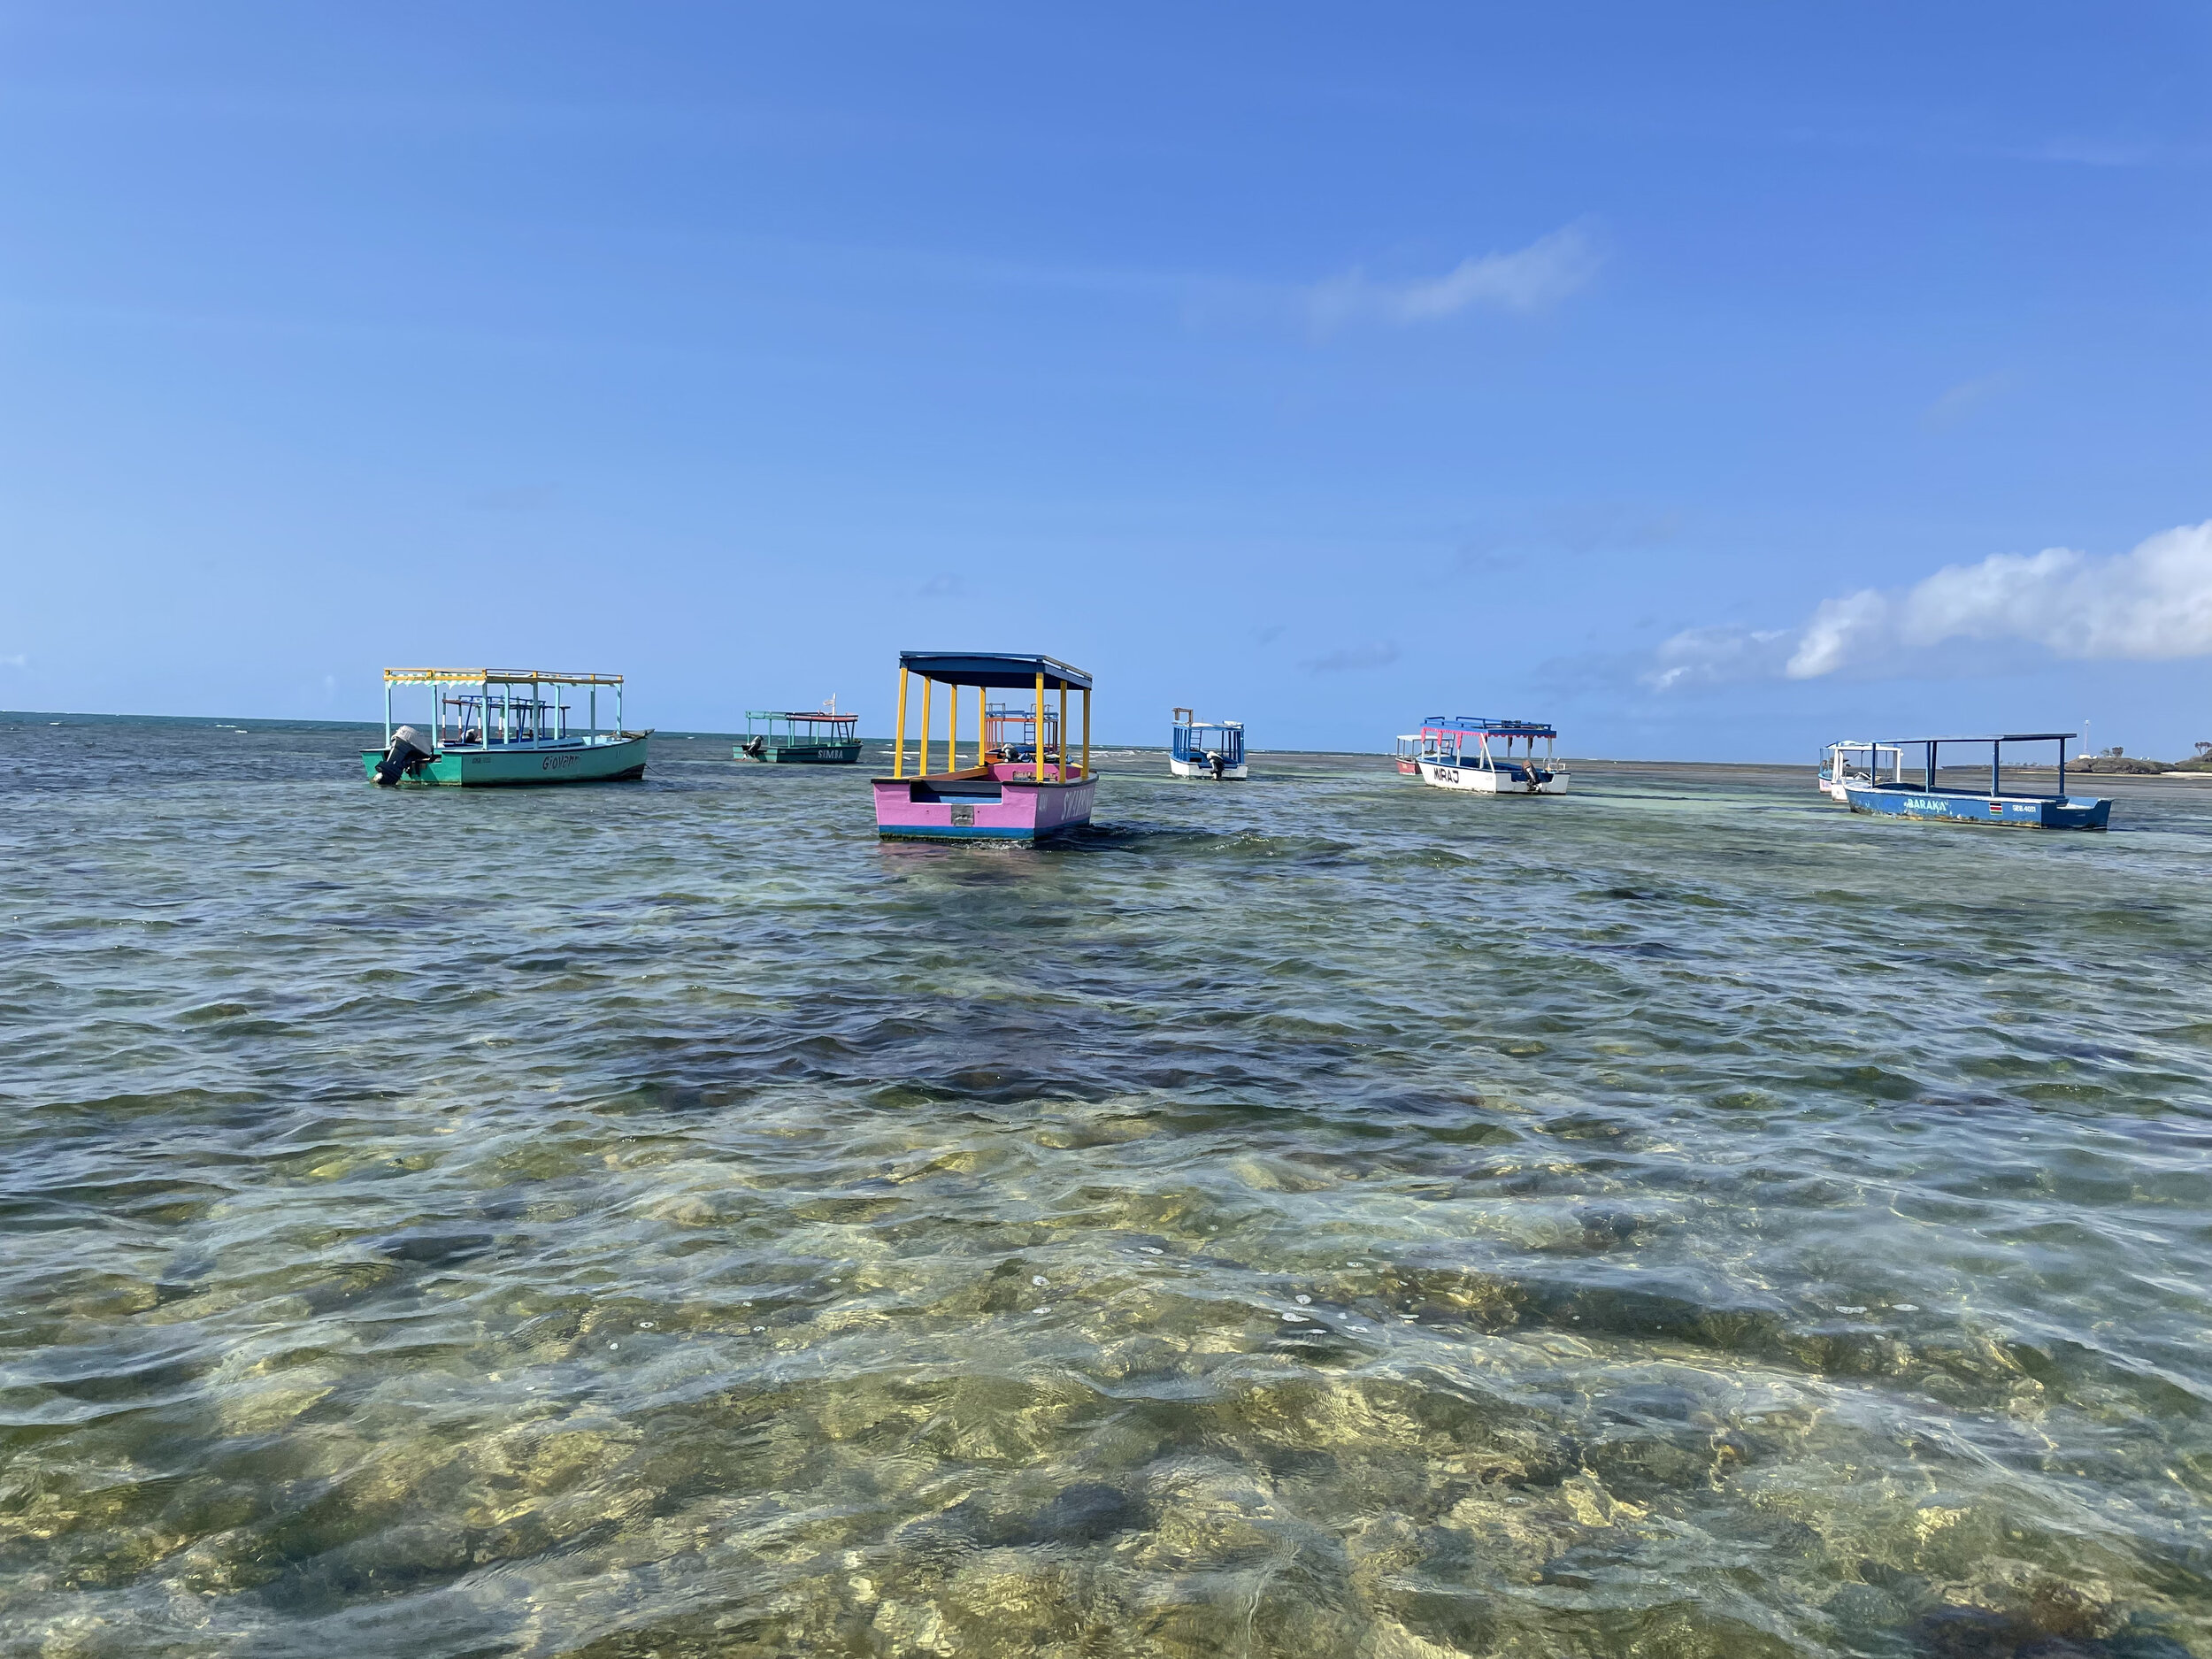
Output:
[949,805,975,826]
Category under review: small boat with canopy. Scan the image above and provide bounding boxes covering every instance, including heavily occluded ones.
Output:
[737,701,862,764]
[985,699,1057,765]
[1817,739,1905,803]
[1841,733,2111,829]
[1170,709,1247,780]
[1406,716,1566,795]
[874,651,1094,841]
[363,669,649,787]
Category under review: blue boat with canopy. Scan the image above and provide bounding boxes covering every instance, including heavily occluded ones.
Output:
[1841,733,2111,830]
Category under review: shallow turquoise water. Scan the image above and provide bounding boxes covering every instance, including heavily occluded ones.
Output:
[2,718,2208,1658]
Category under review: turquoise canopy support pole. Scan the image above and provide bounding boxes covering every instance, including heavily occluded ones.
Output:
[383,679,392,748]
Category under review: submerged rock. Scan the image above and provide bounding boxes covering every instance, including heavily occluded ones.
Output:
[1026,1481,1137,1546]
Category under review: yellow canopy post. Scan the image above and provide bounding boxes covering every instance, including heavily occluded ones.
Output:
[1082,688,1091,781]
[977,682,987,771]
[1033,672,1045,782]
[894,666,910,778]
[921,676,933,777]
[949,683,960,770]
[1057,683,1067,782]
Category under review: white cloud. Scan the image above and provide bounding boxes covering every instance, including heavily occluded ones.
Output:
[1921,373,2013,431]
[1309,224,1601,331]
[1644,520,2212,691]
[1787,520,2212,678]
[1644,627,1793,691]
[0,653,26,670]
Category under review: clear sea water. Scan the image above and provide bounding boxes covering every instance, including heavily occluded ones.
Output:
[3,715,2208,1659]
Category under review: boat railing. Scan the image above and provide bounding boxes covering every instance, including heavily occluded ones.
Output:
[1171,721,1245,762]
[1864,733,2080,801]
[745,710,862,742]
[1823,741,1905,785]
[1418,724,1556,772]
[986,701,1061,761]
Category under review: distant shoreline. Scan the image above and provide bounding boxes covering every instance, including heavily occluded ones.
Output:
[11,711,2211,778]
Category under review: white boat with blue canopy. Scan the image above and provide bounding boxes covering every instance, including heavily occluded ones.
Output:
[1817,739,1905,803]
[1409,716,1567,795]
[1841,733,2110,830]
[1170,708,1247,780]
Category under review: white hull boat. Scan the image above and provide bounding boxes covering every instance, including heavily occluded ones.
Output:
[1169,708,1248,780]
[1417,757,1567,794]
[1404,716,1566,795]
[1169,755,1248,780]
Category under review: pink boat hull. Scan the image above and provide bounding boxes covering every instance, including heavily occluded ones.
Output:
[873,763,1097,841]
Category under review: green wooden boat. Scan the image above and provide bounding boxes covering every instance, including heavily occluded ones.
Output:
[363,668,650,787]
[735,705,863,764]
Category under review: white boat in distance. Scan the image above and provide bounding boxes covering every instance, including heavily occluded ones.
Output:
[1817,739,1904,803]
[1169,708,1248,780]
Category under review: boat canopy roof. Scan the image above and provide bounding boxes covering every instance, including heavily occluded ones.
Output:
[900,651,1092,691]
[749,709,857,724]
[385,667,623,687]
[1882,733,2076,745]
[1423,715,1556,740]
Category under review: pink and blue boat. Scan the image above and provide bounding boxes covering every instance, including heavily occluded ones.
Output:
[872,652,1095,841]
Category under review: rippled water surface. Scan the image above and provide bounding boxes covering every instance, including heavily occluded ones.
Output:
[4,715,2209,1659]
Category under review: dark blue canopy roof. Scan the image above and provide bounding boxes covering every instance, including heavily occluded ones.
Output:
[900,651,1092,691]
[1881,733,2075,744]
[1423,715,1556,739]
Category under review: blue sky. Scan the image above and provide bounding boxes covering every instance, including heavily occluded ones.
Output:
[2,3,2207,757]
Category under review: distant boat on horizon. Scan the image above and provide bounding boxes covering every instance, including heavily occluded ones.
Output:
[737,696,862,764]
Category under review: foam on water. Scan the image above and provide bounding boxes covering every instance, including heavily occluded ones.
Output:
[1,718,2208,1657]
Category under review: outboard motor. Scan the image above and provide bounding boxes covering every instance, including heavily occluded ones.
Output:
[373,725,434,787]
[741,735,766,759]
[1207,749,1227,780]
